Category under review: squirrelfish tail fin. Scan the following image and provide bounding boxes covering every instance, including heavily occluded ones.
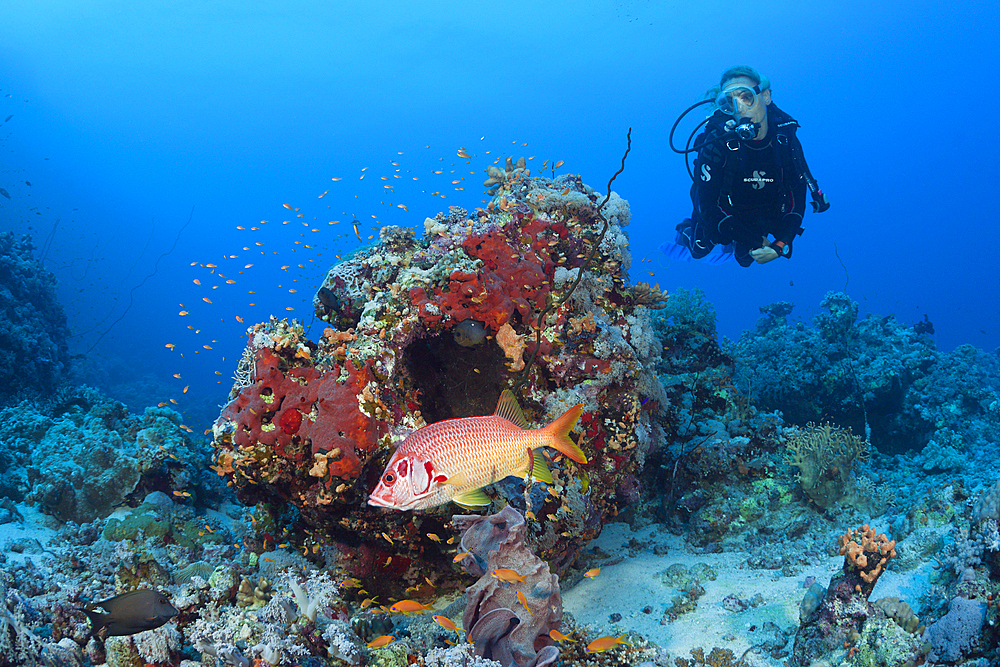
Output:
[541,404,587,464]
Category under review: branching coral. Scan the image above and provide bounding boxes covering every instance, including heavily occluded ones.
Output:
[785,422,869,508]
[630,282,670,310]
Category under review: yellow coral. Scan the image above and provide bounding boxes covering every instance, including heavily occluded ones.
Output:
[309,451,330,478]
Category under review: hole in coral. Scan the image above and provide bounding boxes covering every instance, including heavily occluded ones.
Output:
[402,330,508,423]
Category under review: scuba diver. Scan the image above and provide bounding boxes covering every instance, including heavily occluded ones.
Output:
[663,66,829,266]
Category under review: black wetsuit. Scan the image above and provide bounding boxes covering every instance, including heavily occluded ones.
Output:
[677,103,808,266]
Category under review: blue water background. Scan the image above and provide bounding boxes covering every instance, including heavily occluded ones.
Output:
[2,0,997,424]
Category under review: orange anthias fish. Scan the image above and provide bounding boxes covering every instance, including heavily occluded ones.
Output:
[516,590,533,615]
[368,390,587,511]
[585,635,632,653]
[432,615,462,633]
[491,568,527,584]
[549,629,576,643]
[389,599,434,614]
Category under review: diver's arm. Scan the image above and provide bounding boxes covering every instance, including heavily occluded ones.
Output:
[769,169,808,257]
[771,211,802,256]
[694,135,728,227]
[789,165,807,219]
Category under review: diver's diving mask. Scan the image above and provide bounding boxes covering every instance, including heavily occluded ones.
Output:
[716,84,764,116]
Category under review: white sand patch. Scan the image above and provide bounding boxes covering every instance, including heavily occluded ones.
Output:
[0,502,60,565]
[561,522,936,665]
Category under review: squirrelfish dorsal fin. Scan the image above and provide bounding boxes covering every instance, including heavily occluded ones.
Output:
[494,389,528,428]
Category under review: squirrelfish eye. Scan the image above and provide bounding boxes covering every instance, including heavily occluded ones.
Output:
[383,472,395,485]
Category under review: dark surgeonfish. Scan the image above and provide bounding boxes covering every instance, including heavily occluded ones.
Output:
[84,589,178,638]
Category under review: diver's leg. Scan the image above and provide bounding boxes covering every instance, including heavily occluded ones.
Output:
[675,218,715,259]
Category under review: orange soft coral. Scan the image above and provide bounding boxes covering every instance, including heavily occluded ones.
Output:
[838,523,896,585]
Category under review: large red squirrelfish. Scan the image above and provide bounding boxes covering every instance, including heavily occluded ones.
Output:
[368,390,587,511]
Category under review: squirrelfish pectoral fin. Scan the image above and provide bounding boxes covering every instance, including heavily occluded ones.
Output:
[452,488,491,509]
[530,450,554,484]
[494,389,529,428]
[441,472,469,486]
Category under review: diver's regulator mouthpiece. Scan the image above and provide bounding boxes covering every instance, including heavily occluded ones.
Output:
[734,119,759,141]
[725,117,760,141]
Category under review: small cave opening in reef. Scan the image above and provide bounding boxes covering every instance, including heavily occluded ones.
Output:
[402,326,509,424]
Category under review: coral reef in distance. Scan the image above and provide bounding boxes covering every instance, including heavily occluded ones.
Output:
[0,232,70,404]
[0,386,207,524]
[733,291,1000,456]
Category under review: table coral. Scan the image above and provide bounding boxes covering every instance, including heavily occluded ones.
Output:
[212,168,666,597]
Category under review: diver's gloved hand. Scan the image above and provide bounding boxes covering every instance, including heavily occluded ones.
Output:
[750,238,780,264]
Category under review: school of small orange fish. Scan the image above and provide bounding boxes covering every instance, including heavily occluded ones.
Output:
[155,140,648,660]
